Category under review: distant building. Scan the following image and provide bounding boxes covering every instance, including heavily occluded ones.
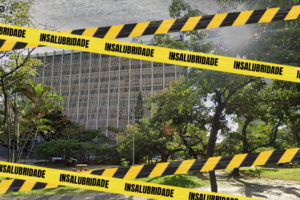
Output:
[32,46,185,137]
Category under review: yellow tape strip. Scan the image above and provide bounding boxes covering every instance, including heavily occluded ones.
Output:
[233,11,254,26]
[0,179,13,193]
[226,154,247,169]
[129,22,150,37]
[0,161,259,200]
[259,8,280,23]
[149,162,170,178]
[201,156,222,172]
[174,159,196,175]
[101,168,118,177]
[285,5,300,20]
[82,28,98,37]
[207,13,228,29]
[181,16,202,31]
[252,151,274,166]
[155,19,176,34]
[104,25,124,39]
[19,181,36,192]
[0,24,299,83]
[123,165,144,179]
[278,148,299,163]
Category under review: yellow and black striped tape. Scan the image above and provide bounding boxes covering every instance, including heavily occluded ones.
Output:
[0,23,300,83]
[0,5,299,51]
[0,160,259,200]
[1,148,299,194]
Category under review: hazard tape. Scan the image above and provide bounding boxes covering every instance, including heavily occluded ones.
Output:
[0,161,259,200]
[0,5,299,51]
[1,148,299,194]
[0,24,300,83]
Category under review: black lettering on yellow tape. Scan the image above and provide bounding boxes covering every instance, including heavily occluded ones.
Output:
[0,161,259,200]
[169,51,219,66]
[0,23,298,83]
[0,5,299,51]
[105,42,154,57]
[0,26,26,38]
[233,61,283,76]
[124,183,174,197]
[189,192,239,200]
[39,33,89,48]
[1,148,299,194]
[0,164,45,178]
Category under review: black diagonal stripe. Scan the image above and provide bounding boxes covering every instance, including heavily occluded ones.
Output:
[93,26,111,38]
[246,9,267,24]
[91,169,104,176]
[240,152,259,167]
[214,155,233,170]
[142,20,163,36]
[135,164,156,179]
[116,23,137,38]
[265,150,285,165]
[113,167,130,178]
[168,18,189,33]
[272,7,292,21]
[71,29,85,35]
[194,15,214,30]
[291,149,300,162]
[188,159,207,173]
[13,42,27,50]
[220,12,240,27]
[6,179,25,193]
[0,39,5,48]
[161,162,181,176]
[32,182,47,190]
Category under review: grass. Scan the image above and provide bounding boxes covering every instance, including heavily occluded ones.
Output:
[137,173,209,188]
[225,167,300,181]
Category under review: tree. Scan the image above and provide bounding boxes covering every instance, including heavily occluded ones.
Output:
[219,81,294,176]
[1,79,63,162]
[0,0,41,162]
[117,117,183,163]
[35,128,115,164]
[150,78,208,159]
[154,0,266,192]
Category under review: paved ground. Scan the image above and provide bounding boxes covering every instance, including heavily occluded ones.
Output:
[1,178,299,200]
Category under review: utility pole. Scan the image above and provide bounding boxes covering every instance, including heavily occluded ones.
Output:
[132,115,135,165]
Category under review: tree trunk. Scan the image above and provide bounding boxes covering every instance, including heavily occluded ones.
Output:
[209,171,218,192]
[231,168,240,177]
[207,103,223,192]
[232,119,250,178]
[7,99,11,162]
[161,154,168,162]
[25,132,38,163]
[181,137,198,159]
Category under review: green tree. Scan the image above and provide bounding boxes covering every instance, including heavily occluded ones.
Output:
[118,117,183,163]
[155,0,264,192]
[5,79,62,162]
[150,78,208,159]
[0,0,41,162]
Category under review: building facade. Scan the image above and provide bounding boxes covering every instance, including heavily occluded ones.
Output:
[32,50,185,136]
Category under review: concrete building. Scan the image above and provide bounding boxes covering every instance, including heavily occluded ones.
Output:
[32,47,185,136]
